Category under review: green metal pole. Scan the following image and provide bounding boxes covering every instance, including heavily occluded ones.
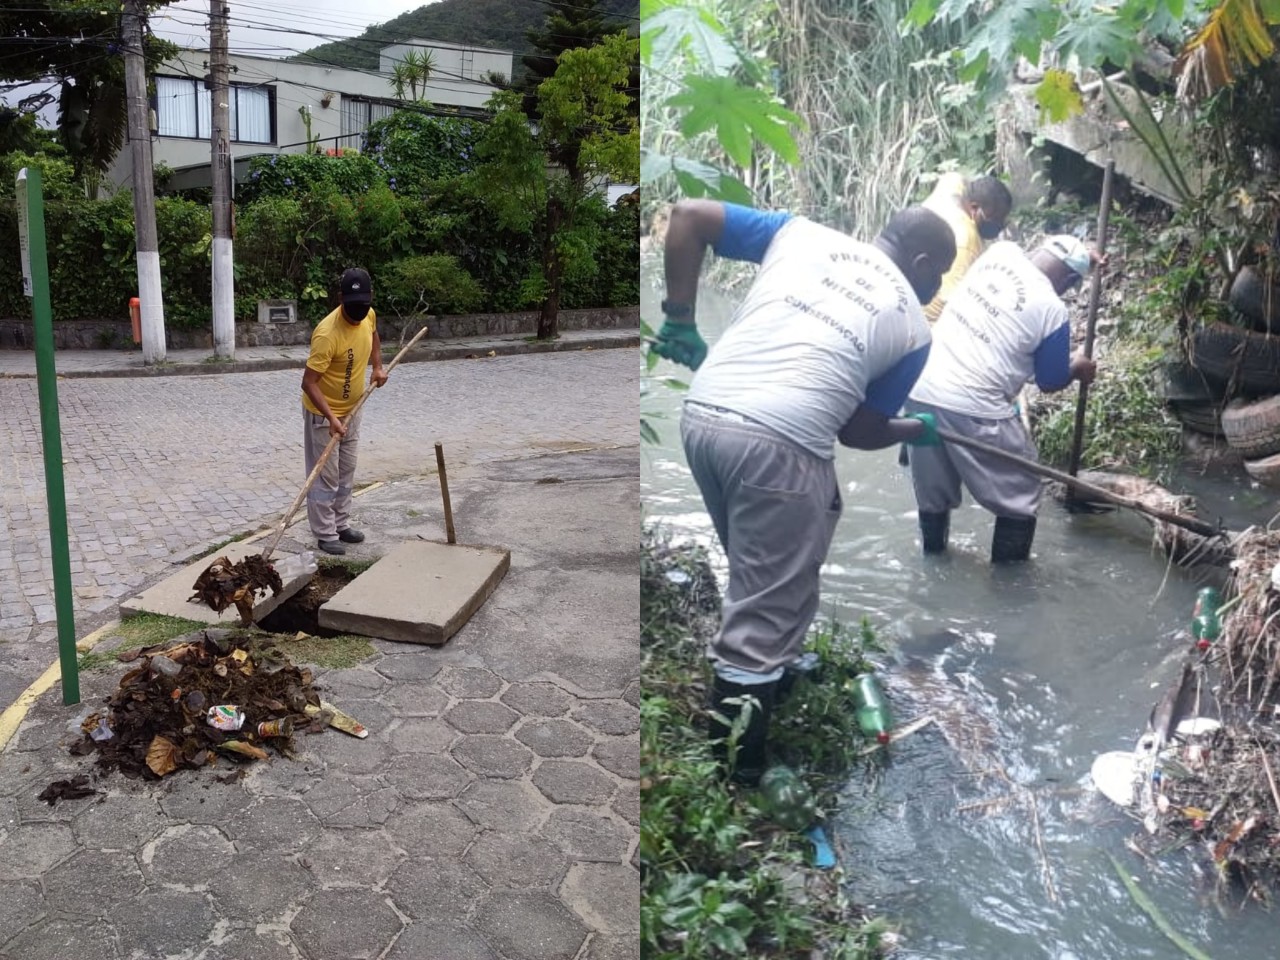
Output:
[18,167,79,705]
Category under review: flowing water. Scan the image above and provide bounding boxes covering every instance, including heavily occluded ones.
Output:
[641,273,1280,960]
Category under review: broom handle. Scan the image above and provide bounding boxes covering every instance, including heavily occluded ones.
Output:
[260,325,429,562]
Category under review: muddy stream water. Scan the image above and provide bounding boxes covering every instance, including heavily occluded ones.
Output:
[641,275,1279,959]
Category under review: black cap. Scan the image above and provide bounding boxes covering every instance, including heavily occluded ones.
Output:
[340,267,372,304]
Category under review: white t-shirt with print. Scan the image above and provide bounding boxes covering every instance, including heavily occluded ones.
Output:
[908,241,1069,419]
[689,216,931,459]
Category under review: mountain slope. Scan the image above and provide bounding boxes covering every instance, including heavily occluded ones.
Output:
[294,0,637,78]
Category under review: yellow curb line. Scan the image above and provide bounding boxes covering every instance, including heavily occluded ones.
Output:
[0,479,393,753]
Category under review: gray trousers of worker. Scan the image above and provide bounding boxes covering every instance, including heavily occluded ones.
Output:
[681,403,842,679]
[303,407,363,541]
[904,399,1041,517]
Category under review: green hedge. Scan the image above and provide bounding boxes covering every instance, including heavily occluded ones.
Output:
[0,147,639,327]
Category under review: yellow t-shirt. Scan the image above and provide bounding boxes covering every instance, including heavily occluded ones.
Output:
[922,172,984,323]
[301,306,377,418]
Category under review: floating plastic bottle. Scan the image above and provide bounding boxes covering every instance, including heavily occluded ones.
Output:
[758,765,817,831]
[849,673,892,744]
[1191,586,1222,651]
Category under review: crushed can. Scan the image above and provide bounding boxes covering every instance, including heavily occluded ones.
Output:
[207,705,246,732]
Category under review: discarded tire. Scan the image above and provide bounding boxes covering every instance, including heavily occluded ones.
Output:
[1169,400,1224,437]
[1229,265,1280,334]
[1221,395,1280,458]
[1244,450,1280,489]
[1160,360,1226,404]
[1190,322,1280,396]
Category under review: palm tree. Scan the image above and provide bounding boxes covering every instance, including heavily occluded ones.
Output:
[389,49,435,102]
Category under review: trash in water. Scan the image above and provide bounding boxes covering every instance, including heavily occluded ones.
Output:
[664,569,690,586]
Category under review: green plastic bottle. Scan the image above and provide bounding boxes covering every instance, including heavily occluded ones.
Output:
[1192,587,1222,651]
[758,765,817,831]
[850,673,892,744]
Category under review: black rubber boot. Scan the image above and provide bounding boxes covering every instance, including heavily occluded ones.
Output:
[919,511,950,554]
[991,515,1037,564]
[708,675,776,787]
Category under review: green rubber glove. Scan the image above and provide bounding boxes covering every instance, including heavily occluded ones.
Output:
[651,319,708,371]
[905,412,941,447]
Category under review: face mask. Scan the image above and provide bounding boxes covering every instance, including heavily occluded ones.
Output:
[977,217,1003,241]
[343,302,370,322]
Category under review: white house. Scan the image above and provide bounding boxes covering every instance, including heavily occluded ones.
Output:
[107,40,513,191]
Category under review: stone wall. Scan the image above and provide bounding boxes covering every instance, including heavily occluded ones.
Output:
[0,305,640,351]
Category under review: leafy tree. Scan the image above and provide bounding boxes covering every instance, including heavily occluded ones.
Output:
[471,33,640,339]
[0,0,177,181]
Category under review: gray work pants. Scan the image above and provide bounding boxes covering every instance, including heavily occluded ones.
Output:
[681,403,842,678]
[303,407,363,541]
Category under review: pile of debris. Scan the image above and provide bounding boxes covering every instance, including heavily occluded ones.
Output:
[71,628,361,781]
[1117,528,1280,901]
[189,554,283,625]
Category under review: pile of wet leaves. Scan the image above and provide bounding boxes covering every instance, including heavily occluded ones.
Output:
[189,554,282,624]
[73,628,327,780]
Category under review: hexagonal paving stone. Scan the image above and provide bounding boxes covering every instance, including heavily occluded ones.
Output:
[157,773,253,824]
[476,891,587,960]
[223,797,320,854]
[314,667,387,701]
[197,928,296,960]
[0,796,17,833]
[0,917,116,960]
[142,824,236,887]
[0,822,76,880]
[292,889,403,960]
[43,848,144,914]
[384,754,474,801]
[445,701,519,735]
[540,809,631,862]
[389,717,459,754]
[332,698,396,733]
[571,701,640,737]
[386,801,478,859]
[300,777,400,828]
[584,935,640,960]
[386,857,489,923]
[451,736,534,779]
[455,781,549,834]
[212,849,313,920]
[592,739,639,780]
[560,863,638,936]
[532,761,616,805]
[610,781,639,827]
[113,890,216,958]
[437,666,503,699]
[306,729,392,777]
[244,756,327,798]
[303,829,402,888]
[0,881,44,944]
[465,832,568,889]
[514,719,593,758]
[72,792,165,850]
[500,682,573,718]
[382,682,451,718]
[373,655,444,682]
[384,922,498,960]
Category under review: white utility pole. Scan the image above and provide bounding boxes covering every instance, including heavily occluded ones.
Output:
[122,0,166,363]
[210,0,235,358]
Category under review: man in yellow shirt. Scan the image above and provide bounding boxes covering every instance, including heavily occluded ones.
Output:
[301,267,388,555]
[921,173,1013,323]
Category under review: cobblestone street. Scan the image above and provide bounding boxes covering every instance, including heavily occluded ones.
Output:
[0,349,639,710]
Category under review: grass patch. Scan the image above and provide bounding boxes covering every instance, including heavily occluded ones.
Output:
[407,508,422,518]
[318,556,377,576]
[275,631,375,669]
[641,527,890,959]
[77,613,205,671]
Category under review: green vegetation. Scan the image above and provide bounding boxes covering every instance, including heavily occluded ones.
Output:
[641,528,891,959]
[116,613,206,648]
[280,632,376,670]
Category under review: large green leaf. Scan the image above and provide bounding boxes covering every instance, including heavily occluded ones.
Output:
[640,148,674,183]
[902,0,942,30]
[1054,10,1138,68]
[642,6,739,75]
[1034,68,1084,123]
[671,157,753,204]
[666,76,802,167]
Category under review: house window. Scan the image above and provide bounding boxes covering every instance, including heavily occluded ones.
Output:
[154,76,274,144]
[340,97,396,149]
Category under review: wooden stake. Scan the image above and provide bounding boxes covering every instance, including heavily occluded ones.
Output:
[435,442,457,544]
